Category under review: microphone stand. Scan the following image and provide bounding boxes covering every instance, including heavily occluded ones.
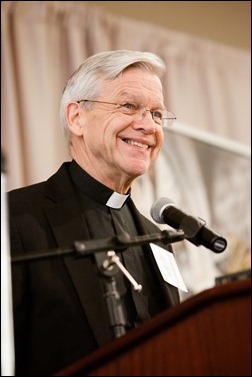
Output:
[11,229,185,339]
[99,251,142,338]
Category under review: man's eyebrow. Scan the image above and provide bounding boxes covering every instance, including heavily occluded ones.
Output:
[118,92,164,108]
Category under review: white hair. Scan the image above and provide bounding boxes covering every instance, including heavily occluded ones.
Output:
[60,50,166,140]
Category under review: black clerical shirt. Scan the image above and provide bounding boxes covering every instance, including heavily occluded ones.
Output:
[67,159,168,329]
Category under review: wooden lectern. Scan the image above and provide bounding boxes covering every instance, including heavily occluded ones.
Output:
[54,278,251,376]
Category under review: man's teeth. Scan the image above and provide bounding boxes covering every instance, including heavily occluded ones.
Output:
[124,139,148,149]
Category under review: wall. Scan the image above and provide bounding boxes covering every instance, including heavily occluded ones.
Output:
[85,1,251,50]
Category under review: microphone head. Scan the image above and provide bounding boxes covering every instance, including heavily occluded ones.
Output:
[150,197,175,224]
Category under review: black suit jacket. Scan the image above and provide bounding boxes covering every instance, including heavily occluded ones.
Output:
[8,162,180,376]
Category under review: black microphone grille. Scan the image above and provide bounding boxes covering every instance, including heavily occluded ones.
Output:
[150,197,175,224]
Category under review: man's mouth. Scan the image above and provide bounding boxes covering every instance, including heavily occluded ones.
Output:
[123,139,149,149]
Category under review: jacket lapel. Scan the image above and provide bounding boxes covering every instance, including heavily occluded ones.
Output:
[43,164,112,346]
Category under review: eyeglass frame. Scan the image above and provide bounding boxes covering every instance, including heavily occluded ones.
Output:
[76,99,176,128]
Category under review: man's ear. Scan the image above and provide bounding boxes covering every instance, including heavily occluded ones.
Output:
[65,102,84,136]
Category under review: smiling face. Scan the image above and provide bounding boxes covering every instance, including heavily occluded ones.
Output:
[66,67,165,193]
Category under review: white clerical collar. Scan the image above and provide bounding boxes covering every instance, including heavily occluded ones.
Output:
[106,191,130,209]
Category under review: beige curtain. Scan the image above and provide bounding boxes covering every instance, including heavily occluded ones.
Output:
[1,1,251,295]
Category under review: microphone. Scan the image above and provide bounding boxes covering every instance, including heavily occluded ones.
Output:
[150,197,227,253]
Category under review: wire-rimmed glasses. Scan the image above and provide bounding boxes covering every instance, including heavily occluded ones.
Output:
[77,99,176,128]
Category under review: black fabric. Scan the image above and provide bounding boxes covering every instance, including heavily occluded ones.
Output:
[68,160,170,325]
[68,159,131,206]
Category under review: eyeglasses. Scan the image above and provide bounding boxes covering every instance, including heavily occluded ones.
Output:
[77,99,176,128]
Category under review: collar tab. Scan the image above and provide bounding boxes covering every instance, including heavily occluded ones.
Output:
[106,192,130,209]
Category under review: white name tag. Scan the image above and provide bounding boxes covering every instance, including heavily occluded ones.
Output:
[150,243,188,292]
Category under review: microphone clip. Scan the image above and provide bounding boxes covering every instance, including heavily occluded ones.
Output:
[180,216,206,245]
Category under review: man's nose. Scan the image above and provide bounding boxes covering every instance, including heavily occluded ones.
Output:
[136,109,159,133]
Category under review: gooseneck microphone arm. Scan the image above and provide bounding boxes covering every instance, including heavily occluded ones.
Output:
[11,229,185,264]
